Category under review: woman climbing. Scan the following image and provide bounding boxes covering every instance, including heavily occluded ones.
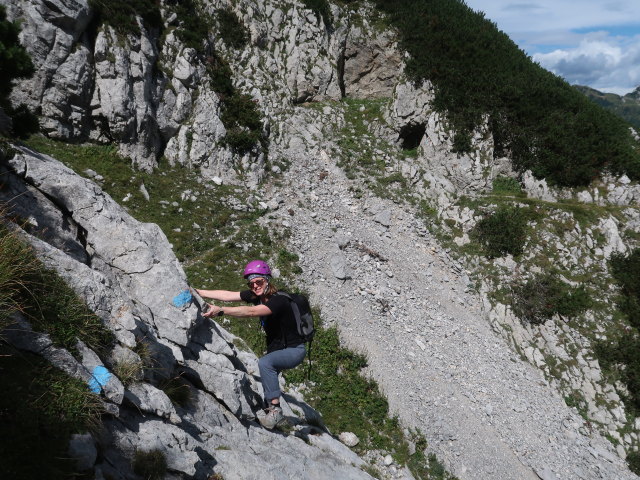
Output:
[194,260,306,429]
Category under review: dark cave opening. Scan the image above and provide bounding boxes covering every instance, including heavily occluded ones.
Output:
[399,122,426,150]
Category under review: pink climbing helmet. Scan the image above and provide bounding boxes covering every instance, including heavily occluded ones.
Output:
[243,260,272,278]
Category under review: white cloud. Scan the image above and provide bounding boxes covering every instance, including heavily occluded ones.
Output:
[466,1,640,34]
[464,1,640,93]
[533,34,640,94]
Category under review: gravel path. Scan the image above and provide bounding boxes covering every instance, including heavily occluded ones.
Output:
[266,147,637,480]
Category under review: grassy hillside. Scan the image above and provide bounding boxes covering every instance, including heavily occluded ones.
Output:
[369,0,640,187]
[574,85,640,130]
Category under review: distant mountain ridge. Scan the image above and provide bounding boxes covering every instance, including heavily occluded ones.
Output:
[574,84,640,129]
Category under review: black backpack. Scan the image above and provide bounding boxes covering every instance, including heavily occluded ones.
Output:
[276,291,315,379]
[275,291,315,342]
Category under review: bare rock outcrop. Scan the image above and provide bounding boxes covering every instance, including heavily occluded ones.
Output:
[0,146,376,479]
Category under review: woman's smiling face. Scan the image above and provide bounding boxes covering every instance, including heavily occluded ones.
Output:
[248,277,267,295]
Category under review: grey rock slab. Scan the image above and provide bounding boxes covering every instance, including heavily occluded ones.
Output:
[9,147,194,346]
[330,252,352,280]
[374,209,392,227]
[78,341,124,405]
[307,432,365,467]
[68,433,98,471]
[124,383,179,423]
[214,430,372,480]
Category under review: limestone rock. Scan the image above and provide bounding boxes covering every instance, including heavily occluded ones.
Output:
[343,16,402,98]
[2,144,374,480]
[68,433,98,471]
[330,252,352,280]
[339,431,360,447]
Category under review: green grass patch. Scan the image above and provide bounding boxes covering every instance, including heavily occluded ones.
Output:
[0,218,113,354]
[492,176,523,196]
[158,373,191,407]
[133,449,167,480]
[0,345,103,480]
[0,221,39,331]
[23,265,114,354]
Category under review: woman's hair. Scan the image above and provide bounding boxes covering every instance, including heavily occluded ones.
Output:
[264,281,278,297]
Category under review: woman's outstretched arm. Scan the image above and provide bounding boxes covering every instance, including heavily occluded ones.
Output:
[194,288,242,302]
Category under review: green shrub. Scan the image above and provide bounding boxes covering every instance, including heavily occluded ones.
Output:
[595,335,640,414]
[170,0,211,54]
[0,6,34,98]
[610,249,640,329]
[88,0,162,35]
[595,248,640,414]
[133,449,167,480]
[220,93,264,153]
[371,0,640,186]
[216,8,248,48]
[511,273,592,325]
[627,450,640,475]
[301,0,332,25]
[7,104,39,139]
[492,176,522,195]
[0,6,38,138]
[472,205,528,258]
[378,172,406,186]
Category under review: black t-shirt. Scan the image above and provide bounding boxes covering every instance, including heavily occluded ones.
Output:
[240,290,304,353]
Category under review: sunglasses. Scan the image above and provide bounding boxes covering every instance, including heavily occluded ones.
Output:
[247,278,266,289]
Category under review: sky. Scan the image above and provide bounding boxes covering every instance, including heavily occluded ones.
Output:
[462,0,640,95]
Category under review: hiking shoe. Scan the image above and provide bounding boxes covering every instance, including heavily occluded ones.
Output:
[259,405,284,429]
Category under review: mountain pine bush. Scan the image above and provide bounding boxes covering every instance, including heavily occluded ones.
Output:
[372,0,640,187]
[510,272,592,325]
[472,205,528,258]
[596,249,640,415]
[0,6,38,138]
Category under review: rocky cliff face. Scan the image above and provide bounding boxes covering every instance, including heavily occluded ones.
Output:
[1,145,378,480]
[4,0,640,479]
[4,0,402,180]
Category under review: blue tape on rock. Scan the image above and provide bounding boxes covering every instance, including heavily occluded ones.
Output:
[88,365,112,394]
[172,289,193,308]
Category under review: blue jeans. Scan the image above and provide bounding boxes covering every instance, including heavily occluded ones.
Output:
[258,344,306,402]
